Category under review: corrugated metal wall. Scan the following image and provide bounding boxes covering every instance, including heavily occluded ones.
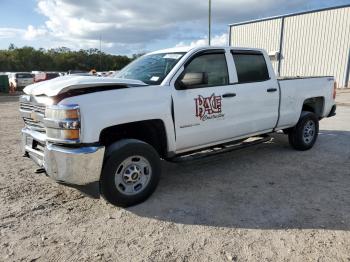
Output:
[230,6,350,87]
[230,19,282,71]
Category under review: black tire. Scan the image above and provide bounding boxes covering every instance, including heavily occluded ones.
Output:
[100,139,161,207]
[288,111,319,151]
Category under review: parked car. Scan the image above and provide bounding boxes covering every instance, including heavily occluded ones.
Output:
[106,71,119,77]
[68,70,88,75]
[34,72,60,83]
[20,46,336,207]
[9,72,34,91]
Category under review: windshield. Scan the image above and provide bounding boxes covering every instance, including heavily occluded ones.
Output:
[116,52,185,85]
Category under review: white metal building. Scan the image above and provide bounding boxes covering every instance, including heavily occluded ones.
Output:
[229,4,350,88]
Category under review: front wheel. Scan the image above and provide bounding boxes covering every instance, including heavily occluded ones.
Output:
[288,111,319,151]
[100,139,161,207]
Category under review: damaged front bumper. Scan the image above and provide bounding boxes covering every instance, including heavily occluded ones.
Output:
[22,128,105,186]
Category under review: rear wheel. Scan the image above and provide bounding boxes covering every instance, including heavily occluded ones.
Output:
[100,139,161,207]
[288,111,319,151]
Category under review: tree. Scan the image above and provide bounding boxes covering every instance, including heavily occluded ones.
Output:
[8,43,16,50]
[0,46,132,72]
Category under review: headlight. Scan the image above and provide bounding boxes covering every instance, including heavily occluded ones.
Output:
[44,104,81,143]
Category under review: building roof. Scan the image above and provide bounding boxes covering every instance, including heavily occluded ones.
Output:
[229,4,350,27]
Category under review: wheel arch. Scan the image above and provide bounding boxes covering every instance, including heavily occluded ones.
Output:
[301,96,325,118]
[99,119,168,158]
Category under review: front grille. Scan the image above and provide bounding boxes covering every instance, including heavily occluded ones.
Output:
[20,102,46,114]
[23,117,45,132]
[20,101,46,133]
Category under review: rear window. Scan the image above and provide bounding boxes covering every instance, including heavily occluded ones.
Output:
[16,73,33,79]
[232,52,269,83]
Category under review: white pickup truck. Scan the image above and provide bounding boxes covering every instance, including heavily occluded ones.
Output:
[20,46,337,207]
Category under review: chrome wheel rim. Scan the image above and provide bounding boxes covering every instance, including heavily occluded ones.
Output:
[303,120,316,144]
[114,156,152,195]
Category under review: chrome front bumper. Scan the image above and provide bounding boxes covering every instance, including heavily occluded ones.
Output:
[22,128,105,185]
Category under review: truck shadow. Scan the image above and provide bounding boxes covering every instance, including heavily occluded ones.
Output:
[128,130,350,230]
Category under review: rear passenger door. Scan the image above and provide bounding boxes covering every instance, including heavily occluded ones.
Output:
[229,50,279,136]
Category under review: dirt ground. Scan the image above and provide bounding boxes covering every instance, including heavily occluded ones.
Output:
[0,93,350,261]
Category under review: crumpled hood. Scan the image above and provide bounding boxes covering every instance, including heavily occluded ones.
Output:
[23,75,147,97]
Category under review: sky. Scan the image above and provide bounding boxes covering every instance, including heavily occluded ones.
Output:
[0,0,349,56]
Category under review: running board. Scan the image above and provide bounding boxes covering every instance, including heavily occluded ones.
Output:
[169,135,272,163]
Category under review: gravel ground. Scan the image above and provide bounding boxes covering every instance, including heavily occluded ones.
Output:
[0,95,350,261]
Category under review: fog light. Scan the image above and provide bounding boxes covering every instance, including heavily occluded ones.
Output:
[46,128,80,141]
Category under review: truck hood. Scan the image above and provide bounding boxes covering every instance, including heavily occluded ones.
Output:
[23,75,147,97]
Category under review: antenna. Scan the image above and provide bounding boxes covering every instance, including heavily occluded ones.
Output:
[208,0,211,46]
[99,35,102,71]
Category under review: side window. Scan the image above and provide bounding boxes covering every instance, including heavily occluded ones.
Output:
[177,53,229,89]
[232,52,270,83]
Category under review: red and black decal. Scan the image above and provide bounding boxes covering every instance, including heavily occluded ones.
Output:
[194,93,224,121]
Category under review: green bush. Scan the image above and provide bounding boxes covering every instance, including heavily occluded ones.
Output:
[0,44,133,72]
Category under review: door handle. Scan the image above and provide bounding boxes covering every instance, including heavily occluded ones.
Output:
[222,93,236,98]
[267,88,278,92]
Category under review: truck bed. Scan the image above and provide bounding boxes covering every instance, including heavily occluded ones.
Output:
[276,76,335,129]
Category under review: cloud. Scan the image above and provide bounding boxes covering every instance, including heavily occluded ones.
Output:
[0,28,24,39]
[0,0,336,54]
[24,25,47,40]
[176,33,228,48]
[32,0,312,53]
[0,26,47,42]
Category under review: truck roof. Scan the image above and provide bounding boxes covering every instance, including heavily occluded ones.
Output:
[149,46,264,55]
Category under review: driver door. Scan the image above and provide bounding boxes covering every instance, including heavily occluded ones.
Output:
[171,50,237,152]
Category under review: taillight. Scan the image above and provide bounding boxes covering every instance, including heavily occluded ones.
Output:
[333,81,337,100]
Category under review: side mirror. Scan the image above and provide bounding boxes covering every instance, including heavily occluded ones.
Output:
[177,72,208,89]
